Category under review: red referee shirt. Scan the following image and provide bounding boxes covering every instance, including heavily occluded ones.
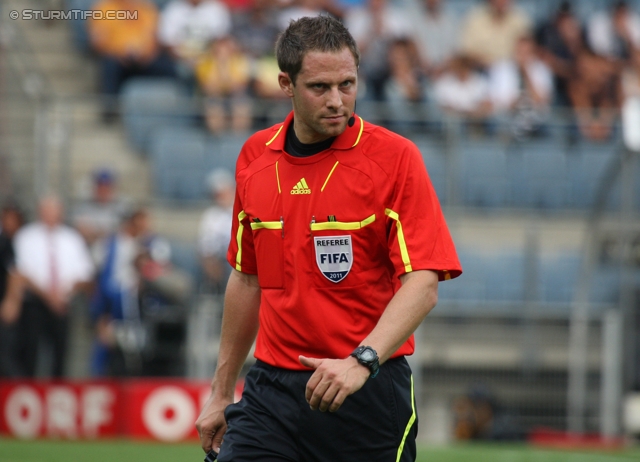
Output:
[227,112,462,370]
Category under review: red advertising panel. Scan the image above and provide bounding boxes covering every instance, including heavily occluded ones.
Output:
[124,380,212,441]
[0,379,243,442]
[0,381,120,439]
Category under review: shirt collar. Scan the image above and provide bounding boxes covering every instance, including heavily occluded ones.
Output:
[265,111,364,152]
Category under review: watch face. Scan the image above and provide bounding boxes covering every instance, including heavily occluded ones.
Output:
[360,349,375,362]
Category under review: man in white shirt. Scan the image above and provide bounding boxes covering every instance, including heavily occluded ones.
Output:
[587,1,640,61]
[198,169,234,294]
[159,0,232,66]
[14,195,94,377]
[412,0,459,76]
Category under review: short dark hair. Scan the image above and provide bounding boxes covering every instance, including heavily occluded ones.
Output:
[275,15,360,85]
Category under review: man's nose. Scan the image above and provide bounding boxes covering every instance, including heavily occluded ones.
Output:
[326,87,343,110]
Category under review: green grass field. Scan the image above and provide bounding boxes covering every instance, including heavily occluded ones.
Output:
[1,439,639,462]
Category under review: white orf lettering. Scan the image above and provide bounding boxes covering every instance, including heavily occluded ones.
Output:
[4,386,42,438]
[46,386,78,438]
[142,386,196,442]
[82,386,114,438]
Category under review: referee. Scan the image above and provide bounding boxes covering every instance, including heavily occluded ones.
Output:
[196,15,462,462]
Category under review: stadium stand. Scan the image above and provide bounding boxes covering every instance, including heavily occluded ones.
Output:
[120,77,193,153]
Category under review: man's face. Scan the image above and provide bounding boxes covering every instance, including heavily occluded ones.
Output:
[39,198,63,228]
[279,48,358,144]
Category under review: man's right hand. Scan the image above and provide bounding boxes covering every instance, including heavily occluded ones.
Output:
[195,393,232,454]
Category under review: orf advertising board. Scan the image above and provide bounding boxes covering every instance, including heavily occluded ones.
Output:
[0,381,120,439]
[0,380,240,441]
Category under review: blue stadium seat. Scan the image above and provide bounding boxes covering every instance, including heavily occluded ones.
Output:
[121,78,193,154]
[569,140,621,209]
[483,251,526,302]
[539,253,582,304]
[149,126,208,201]
[411,136,447,203]
[438,249,485,303]
[510,139,569,209]
[459,140,509,208]
[204,132,250,174]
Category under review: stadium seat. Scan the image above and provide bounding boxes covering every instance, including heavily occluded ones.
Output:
[149,126,208,201]
[411,136,448,203]
[539,253,582,304]
[204,132,250,174]
[510,139,570,209]
[459,140,509,208]
[483,251,526,302]
[121,78,193,154]
[569,140,621,210]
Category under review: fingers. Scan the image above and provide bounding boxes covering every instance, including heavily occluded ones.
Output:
[298,355,319,369]
[306,376,331,410]
[198,422,227,453]
[199,428,214,453]
[212,428,225,453]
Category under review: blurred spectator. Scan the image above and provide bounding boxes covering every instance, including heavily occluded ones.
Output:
[88,0,176,121]
[489,35,553,138]
[536,2,584,106]
[412,0,459,77]
[453,385,523,441]
[198,169,234,294]
[13,195,94,377]
[231,0,280,58]
[73,168,129,250]
[158,0,232,69]
[433,54,492,119]
[277,0,328,31]
[385,38,425,103]
[568,48,621,141]
[587,1,640,62]
[459,0,531,67]
[195,36,252,133]
[0,203,25,377]
[622,47,640,99]
[345,0,410,100]
[91,208,149,376]
[252,55,288,100]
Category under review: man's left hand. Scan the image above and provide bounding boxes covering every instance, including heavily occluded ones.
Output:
[298,355,370,413]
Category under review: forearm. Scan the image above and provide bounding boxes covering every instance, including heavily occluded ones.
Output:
[360,270,438,364]
[210,269,261,399]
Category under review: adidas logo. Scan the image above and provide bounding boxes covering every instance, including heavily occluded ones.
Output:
[291,178,311,195]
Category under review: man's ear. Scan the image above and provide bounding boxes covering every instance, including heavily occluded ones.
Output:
[278,72,294,97]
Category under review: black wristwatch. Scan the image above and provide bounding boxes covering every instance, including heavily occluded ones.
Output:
[350,346,380,378]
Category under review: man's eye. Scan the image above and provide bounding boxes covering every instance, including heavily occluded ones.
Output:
[341,81,352,87]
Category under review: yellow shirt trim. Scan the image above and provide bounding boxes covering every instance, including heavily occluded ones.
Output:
[250,221,283,230]
[321,161,339,192]
[266,125,283,146]
[385,208,412,272]
[352,117,364,147]
[396,375,416,462]
[235,210,247,271]
[310,214,375,231]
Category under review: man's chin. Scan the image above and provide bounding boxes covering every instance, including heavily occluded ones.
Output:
[320,120,348,137]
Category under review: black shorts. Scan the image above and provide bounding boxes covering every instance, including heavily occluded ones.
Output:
[217,357,417,462]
